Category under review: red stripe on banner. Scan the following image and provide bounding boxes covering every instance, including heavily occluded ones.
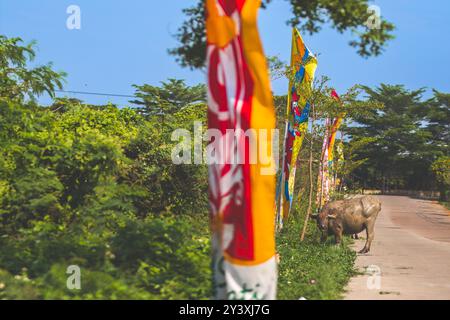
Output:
[207,36,255,260]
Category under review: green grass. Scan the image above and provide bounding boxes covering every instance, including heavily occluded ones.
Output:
[439,201,450,210]
[276,215,357,300]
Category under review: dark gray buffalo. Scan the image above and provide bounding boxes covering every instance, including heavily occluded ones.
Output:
[310,196,381,253]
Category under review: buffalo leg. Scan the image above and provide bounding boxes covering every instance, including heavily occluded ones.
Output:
[359,221,375,253]
[334,225,343,246]
[358,227,369,253]
[320,232,327,243]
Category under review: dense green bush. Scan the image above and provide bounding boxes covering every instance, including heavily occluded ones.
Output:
[0,216,211,300]
[0,97,211,299]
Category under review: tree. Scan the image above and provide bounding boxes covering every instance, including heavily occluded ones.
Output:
[130,79,206,116]
[432,156,450,202]
[346,84,437,191]
[169,0,395,69]
[0,35,66,101]
[424,90,450,155]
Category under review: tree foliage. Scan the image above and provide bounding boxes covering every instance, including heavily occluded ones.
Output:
[169,0,395,69]
[346,85,449,192]
[130,79,206,117]
[424,90,450,153]
[432,156,450,201]
[0,36,66,101]
[0,96,212,299]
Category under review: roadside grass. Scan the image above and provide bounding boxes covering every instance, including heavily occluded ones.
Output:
[439,201,450,210]
[183,211,359,300]
[276,214,357,300]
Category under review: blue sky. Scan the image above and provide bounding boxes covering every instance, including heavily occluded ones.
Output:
[1,0,449,106]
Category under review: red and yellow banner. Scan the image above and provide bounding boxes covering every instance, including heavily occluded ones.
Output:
[206,0,277,300]
[328,90,344,165]
[316,90,345,209]
[277,28,317,226]
[316,118,331,209]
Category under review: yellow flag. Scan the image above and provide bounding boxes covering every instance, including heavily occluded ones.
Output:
[278,28,317,225]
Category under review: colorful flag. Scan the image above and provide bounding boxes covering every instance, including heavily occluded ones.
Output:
[206,0,277,300]
[316,118,331,210]
[316,90,345,209]
[327,90,344,166]
[332,139,345,192]
[277,28,317,226]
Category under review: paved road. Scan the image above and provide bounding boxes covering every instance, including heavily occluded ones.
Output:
[345,195,450,300]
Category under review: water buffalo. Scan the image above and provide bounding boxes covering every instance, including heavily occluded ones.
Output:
[310,196,381,253]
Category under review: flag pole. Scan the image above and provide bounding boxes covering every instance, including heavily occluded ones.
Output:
[276,28,295,231]
[276,120,288,231]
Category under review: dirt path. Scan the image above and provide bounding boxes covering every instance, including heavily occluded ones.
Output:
[345,195,450,300]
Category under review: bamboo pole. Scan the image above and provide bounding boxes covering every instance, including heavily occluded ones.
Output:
[276,120,289,232]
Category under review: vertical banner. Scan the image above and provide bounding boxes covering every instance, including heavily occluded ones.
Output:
[206,0,277,299]
[277,28,317,226]
[316,118,331,210]
[333,139,345,192]
[316,90,345,208]
[327,90,345,195]
[327,90,344,166]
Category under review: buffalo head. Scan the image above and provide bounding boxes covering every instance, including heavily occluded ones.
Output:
[310,206,337,232]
